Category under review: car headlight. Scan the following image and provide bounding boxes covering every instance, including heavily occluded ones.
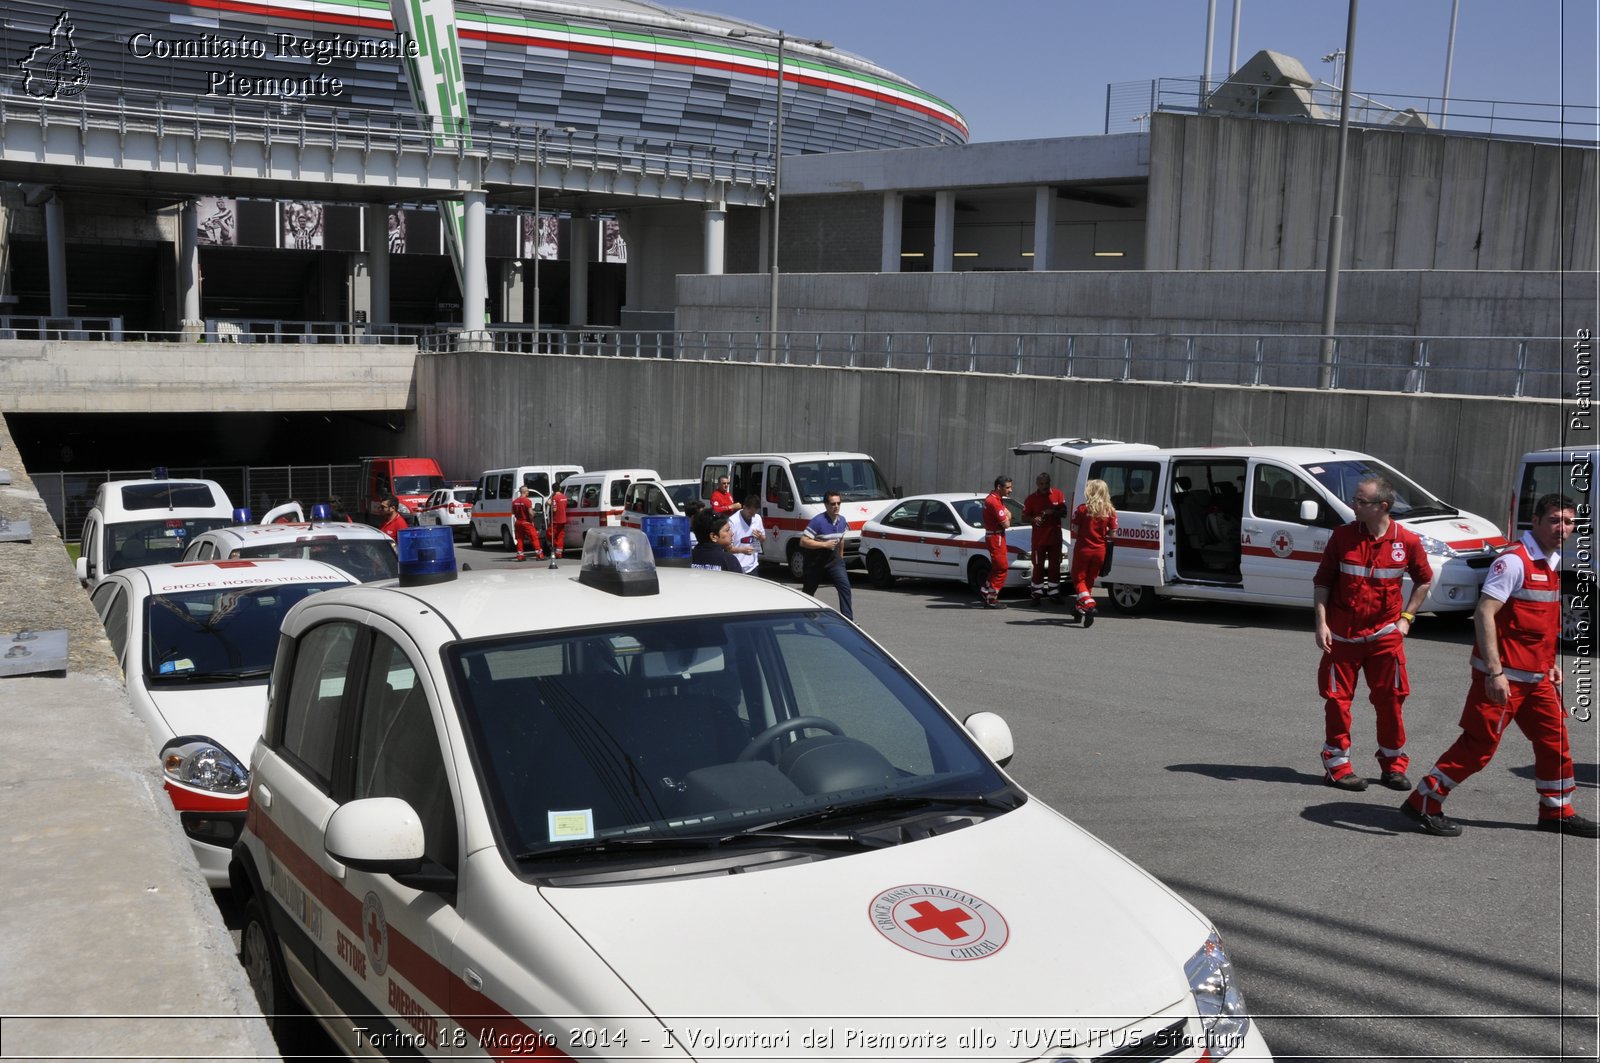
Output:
[160,737,249,794]
[1415,533,1457,558]
[1184,931,1251,1058]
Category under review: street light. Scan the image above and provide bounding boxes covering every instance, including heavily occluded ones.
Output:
[532,124,576,351]
[728,28,833,359]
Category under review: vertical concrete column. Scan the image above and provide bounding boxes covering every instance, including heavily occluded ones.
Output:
[617,212,639,311]
[932,189,955,273]
[880,191,903,273]
[365,205,391,325]
[178,199,200,324]
[568,213,590,327]
[704,201,726,276]
[45,194,69,318]
[500,259,527,323]
[1032,185,1058,271]
[462,190,487,327]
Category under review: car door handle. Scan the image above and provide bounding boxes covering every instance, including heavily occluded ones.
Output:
[1243,525,1264,534]
[255,784,272,810]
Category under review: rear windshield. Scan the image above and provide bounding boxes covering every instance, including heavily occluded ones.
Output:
[107,518,234,571]
[236,540,397,582]
[119,482,218,510]
[451,487,479,503]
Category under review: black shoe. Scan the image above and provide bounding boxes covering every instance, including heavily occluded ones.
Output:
[1081,608,1095,628]
[1537,813,1600,838]
[1325,773,1368,792]
[984,600,1006,610]
[1380,770,1412,791]
[1400,801,1462,837]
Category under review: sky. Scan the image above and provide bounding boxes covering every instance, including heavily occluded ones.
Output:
[707,0,1599,143]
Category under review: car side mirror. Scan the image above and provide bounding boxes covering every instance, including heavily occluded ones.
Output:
[963,711,1014,768]
[1298,499,1320,523]
[325,797,425,875]
[76,556,89,584]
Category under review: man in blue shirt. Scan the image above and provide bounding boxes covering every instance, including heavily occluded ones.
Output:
[799,491,854,620]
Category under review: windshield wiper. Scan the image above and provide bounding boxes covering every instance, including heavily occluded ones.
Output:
[512,834,728,861]
[148,667,271,683]
[731,789,1021,836]
[1399,504,1459,519]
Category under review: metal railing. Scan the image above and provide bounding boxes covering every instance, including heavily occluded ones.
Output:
[0,77,774,190]
[0,315,124,341]
[419,327,1569,400]
[1107,76,1599,145]
[35,465,361,541]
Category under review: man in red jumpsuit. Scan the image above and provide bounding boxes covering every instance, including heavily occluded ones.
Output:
[710,476,737,515]
[1312,476,1433,792]
[980,476,1013,609]
[1023,472,1067,601]
[511,486,543,562]
[1401,493,1598,838]
[376,497,408,541]
[547,486,569,564]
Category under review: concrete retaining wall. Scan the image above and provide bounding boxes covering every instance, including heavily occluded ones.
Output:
[414,351,1568,529]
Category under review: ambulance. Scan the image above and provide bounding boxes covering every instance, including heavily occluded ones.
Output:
[471,464,584,549]
[231,527,1273,1059]
[560,469,662,547]
[700,452,898,578]
[76,473,237,587]
[1014,438,1505,614]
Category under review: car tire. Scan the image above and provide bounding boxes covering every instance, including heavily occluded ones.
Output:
[787,543,806,582]
[240,894,304,1039]
[469,521,483,548]
[1105,582,1155,614]
[967,557,991,596]
[865,550,895,588]
[501,525,515,552]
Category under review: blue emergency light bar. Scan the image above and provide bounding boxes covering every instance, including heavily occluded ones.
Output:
[310,504,332,521]
[232,508,253,524]
[396,526,457,586]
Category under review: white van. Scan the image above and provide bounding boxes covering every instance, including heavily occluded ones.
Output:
[1511,446,1594,649]
[1015,439,1505,615]
[701,452,898,578]
[76,476,237,587]
[471,465,583,549]
[561,468,661,547]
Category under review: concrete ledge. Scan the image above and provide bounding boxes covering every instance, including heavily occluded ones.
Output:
[0,414,279,1061]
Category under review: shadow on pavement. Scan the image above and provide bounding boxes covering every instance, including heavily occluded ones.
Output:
[1166,762,1324,786]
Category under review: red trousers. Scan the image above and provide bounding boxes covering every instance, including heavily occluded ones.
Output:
[985,535,1009,598]
[1031,534,1062,588]
[1317,631,1409,778]
[1409,673,1577,822]
[549,523,567,557]
[1070,544,1107,597]
[514,519,543,558]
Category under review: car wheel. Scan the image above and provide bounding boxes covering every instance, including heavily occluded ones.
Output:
[240,894,304,1038]
[501,525,515,552]
[469,521,483,548]
[787,543,806,581]
[967,557,991,596]
[1105,582,1155,614]
[865,550,895,588]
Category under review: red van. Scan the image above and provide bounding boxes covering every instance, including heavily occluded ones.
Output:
[358,456,446,526]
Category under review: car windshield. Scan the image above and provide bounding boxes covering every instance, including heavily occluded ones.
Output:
[119,482,219,510]
[952,497,1025,528]
[395,475,445,496]
[1300,459,1456,518]
[790,460,894,504]
[236,540,398,582]
[107,518,234,572]
[144,582,347,681]
[448,611,1012,861]
[666,482,699,507]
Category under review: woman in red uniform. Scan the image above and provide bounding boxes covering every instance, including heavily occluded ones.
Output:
[1068,479,1118,625]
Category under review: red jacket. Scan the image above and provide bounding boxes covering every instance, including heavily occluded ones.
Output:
[1313,520,1432,639]
[1023,488,1067,544]
[1474,538,1561,680]
[512,495,535,525]
[378,514,407,541]
[1070,505,1118,551]
[710,489,737,515]
[549,491,568,525]
[982,492,1010,534]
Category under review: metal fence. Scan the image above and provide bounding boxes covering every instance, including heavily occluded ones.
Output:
[420,328,1567,400]
[36,465,361,541]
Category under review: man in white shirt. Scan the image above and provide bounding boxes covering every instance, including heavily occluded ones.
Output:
[726,494,767,575]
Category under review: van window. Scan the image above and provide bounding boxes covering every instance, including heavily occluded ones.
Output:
[702,465,729,500]
[609,479,630,506]
[1091,461,1160,511]
[1515,460,1574,532]
[119,482,219,510]
[554,470,578,489]
[496,473,514,501]
[581,484,601,509]
[730,462,764,505]
[525,473,551,496]
[789,459,892,505]
[1252,465,1339,527]
[478,475,494,500]
[766,464,794,508]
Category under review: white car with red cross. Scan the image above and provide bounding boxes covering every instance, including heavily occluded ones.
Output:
[86,558,358,886]
[860,492,1033,595]
[231,525,1272,1060]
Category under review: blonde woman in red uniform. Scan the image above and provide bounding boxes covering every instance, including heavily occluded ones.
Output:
[1068,479,1118,626]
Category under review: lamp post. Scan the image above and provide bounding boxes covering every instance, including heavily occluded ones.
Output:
[729,28,833,360]
[532,124,575,351]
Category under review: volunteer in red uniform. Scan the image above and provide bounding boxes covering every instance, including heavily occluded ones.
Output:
[376,497,407,541]
[1402,493,1599,838]
[1311,476,1432,792]
[547,486,569,561]
[979,476,1013,609]
[1023,472,1067,600]
[710,476,737,515]
[1068,479,1118,626]
[511,486,544,562]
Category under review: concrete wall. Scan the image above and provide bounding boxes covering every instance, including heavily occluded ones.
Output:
[1146,112,1600,272]
[0,339,417,413]
[413,351,1567,531]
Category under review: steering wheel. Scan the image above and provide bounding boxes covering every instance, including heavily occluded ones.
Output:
[736,715,845,762]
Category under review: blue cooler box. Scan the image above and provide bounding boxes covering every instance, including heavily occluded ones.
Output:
[640,515,691,566]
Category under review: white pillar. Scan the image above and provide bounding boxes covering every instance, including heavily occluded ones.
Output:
[704,203,726,276]
[880,191,903,273]
[1032,186,1058,271]
[179,200,200,323]
[932,189,955,273]
[348,253,372,326]
[365,205,391,325]
[45,194,68,318]
[462,190,488,327]
[568,214,590,327]
[500,259,527,323]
